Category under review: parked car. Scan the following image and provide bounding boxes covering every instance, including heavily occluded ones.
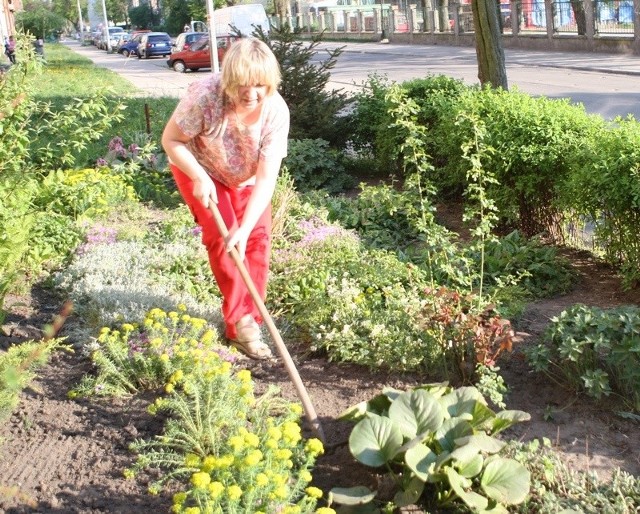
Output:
[137,32,172,59]
[114,32,131,51]
[98,26,125,50]
[166,35,234,72]
[172,31,207,53]
[118,33,144,57]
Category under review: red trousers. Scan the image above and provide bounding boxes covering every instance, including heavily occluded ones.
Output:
[171,165,272,339]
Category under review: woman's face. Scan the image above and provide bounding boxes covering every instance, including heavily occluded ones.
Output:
[234,84,268,111]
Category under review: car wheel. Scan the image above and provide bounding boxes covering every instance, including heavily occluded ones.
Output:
[173,60,186,73]
[192,68,200,72]
[138,52,142,59]
[122,49,130,57]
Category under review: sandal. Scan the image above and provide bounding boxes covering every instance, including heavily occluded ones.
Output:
[230,339,273,360]
[229,315,273,360]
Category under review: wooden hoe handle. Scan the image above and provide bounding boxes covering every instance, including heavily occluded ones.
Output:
[208,202,325,442]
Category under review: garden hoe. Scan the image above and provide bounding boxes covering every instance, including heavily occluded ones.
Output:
[208,203,325,443]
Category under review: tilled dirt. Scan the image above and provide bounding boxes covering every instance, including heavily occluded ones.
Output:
[1,249,639,513]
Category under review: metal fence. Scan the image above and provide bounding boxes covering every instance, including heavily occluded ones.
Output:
[281,0,637,38]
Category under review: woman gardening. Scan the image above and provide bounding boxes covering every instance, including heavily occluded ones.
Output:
[162,37,289,360]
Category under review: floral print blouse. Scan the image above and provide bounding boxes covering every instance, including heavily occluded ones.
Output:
[173,74,289,188]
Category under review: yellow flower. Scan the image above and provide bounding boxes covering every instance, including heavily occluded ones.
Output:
[274,484,288,499]
[160,353,170,363]
[123,469,135,479]
[99,327,110,335]
[305,438,325,456]
[305,486,323,499]
[315,509,336,514]
[207,481,224,499]
[229,435,244,452]
[244,432,260,448]
[183,508,200,514]
[244,449,263,467]
[178,303,187,312]
[299,470,312,483]
[172,492,187,505]
[237,369,252,382]
[267,426,282,441]
[256,473,269,487]
[275,448,293,460]
[165,383,175,394]
[201,455,216,472]
[226,484,242,501]
[290,403,303,416]
[283,506,301,514]
[121,323,135,332]
[190,471,211,489]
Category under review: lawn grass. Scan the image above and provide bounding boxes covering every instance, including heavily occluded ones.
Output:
[33,43,179,167]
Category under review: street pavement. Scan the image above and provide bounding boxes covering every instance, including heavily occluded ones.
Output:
[63,38,640,119]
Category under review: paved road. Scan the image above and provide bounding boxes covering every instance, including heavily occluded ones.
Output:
[65,39,640,120]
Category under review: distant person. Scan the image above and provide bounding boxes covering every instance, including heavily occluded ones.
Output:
[4,35,16,64]
[34,38,44,58]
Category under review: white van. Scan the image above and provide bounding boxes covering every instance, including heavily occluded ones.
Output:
[213,4,270,37]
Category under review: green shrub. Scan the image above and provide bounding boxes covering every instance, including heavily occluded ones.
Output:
[526,303,640,411]
[560,117,640,289]
[283,138,354,193]
[259,24,350,146]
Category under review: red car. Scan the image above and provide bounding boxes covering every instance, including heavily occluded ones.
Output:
[166,35,235,73]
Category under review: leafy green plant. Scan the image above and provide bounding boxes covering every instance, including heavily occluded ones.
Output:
[505,438,640,513]
[0,338,67,421]
[129,366,326,513]
[70,306,230,397]
[283,138,354,193]
[472,230,576,299]
[33,167,137,220]
[526,303,640,411]
[331,384,531,513]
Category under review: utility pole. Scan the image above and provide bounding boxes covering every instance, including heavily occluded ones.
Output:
[206,0,220,73]
[76,0,84,44]
[101,0,111,52]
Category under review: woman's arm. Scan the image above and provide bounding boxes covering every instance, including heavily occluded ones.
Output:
[161,115,218,206]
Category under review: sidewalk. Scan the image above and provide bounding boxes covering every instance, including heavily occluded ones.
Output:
[316,40,640,77]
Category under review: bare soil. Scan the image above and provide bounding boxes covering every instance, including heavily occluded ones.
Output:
[1,228,639,513]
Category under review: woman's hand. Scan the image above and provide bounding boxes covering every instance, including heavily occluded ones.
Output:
[225,225,250,261]
[192,178,218,207]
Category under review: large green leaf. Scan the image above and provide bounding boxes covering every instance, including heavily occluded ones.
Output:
[436,417,473,452]
[455,434,506,454]
[405,443,437,481]
[393,476,424,507]
[440,386,486,419]
[457,453,484,478]
[339,392,392,421]
[446,467,489,511]
[388,389,445,439]
[329,486,377,506]
[490,410,532,435]
[349,413,404,467]
[481,457,531,505]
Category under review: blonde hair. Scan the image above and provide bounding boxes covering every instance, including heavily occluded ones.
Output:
[221,38,281,98]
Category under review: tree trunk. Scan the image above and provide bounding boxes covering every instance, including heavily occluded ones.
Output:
[472,0,508,89]
[570,0,587,35]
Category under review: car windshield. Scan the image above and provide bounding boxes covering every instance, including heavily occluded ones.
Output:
[191,38,209,51]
